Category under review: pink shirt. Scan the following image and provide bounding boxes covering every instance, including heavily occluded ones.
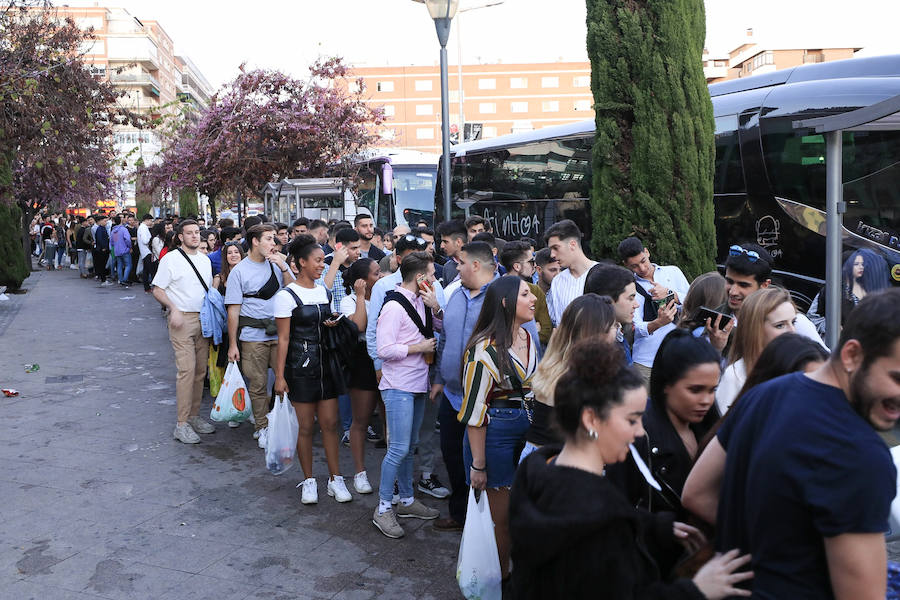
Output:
[376,285,430,393]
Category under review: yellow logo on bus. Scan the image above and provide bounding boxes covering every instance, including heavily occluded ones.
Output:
[892,264,900,282]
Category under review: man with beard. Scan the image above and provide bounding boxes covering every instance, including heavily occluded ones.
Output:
[355,213,385,262]
[683,288,900,599]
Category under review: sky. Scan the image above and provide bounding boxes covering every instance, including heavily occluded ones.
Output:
[63,0,900,89]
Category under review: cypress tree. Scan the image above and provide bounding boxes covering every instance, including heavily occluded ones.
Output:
[0,152,29,288]
[178,188,199,218]
[586,0,716,277]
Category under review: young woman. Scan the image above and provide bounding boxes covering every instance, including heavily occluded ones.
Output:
[678,272,733,354]
[458,275,538,580]
[842,248,889,311]
[509,339,752,600]
[716,287,796,414]
[205,229,220,253]
[608,328,721,519]
[273,234,350,506]
[212,241,245,293]
[522,293,618,461]
[338,257,381,494]
[210,241,246,416]
[158,230,178,259]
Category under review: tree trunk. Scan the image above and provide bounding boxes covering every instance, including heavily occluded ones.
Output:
[208,192,218,225]
[586,0,716,278]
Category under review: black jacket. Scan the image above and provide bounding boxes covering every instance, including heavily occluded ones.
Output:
[509,445,704,600]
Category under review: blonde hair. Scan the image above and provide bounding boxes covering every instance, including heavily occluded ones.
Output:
[728,287,794,371]
[532,294,615,407]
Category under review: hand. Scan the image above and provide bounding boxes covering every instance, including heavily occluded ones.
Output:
[421,286,439,310]
[375,369,382,383]
[655,300,677,326]
[410,338,437,354]
[267,253,288,271]
[430,383,444,403]
[470,468,487,491]
[274,376,289,397]
[353,277,367,296]
[692,549,753,600]
[705,315,734,353]
[227,344,240,363]
[673,521,707,555]
[168,309,184,329]
[650,283,670,300]
[332,244,349,267]
[324,314,342,327]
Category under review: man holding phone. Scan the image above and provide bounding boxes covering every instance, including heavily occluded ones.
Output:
[318,227,361,313]
[618,236,690,383]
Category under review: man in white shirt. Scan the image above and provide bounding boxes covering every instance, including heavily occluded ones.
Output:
[545,219,597,327]
[151,220,215,444]
[137,213,153,292]
[618,236,690,382]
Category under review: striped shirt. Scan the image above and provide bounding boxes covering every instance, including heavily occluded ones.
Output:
[458,331,538,427]
[547,262,597,326]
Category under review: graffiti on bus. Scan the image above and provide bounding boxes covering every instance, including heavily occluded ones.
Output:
[480,208,542,240]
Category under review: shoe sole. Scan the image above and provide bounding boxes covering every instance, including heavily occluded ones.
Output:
[417,486,450,499]
[173,434,200,444]
[372,518,405,539]
[433,524,464,532]
[327,488,352,503]
[354,486,373,494]
[396,511,440,520]
[301,497,318,505]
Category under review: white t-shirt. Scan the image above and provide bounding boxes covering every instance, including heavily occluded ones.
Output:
[137,223,152,259]
[716,358,747,416]
[273,282,330,318]
[151,249,212,313]
[340,292,369,317]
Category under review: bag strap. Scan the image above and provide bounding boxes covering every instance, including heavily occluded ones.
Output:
[635,279,658,322]
[284,286,303,307]
[383,290,433,338]
[177,248,209,293]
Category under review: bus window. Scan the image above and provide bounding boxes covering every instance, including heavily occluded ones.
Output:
[714,115,745,194]
[392,168,435,226]
[357,167,379,219]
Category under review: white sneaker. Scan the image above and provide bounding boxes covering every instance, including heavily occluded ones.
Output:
[227,421,240,428]
[173,423,200,444]
[327,475,352,503]
[257,427,268,449]
[252,429,261,439]
[99,281,114,287]
[187,416,215,434]
[298,478,318,504]
[353,471,373,494]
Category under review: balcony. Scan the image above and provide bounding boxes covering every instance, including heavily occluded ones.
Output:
[106,36,160,70]
[110,70,161,97]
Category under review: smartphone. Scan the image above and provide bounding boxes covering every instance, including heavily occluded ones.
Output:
[697,306,733,330]
[655,291,676,310]
[325,313,345,325]
[417,275,432,293]
[335,242,344,251]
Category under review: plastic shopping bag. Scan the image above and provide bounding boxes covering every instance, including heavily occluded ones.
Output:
[210,362,251,423]
[457,488,502,600]
[207,345,225,398]
[265,394,299,476]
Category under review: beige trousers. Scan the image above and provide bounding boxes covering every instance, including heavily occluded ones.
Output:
[168,313,209,423]
[240,339,278,431]
[633,362,652,386]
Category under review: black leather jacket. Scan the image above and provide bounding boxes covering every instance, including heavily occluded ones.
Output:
[282,288,345,403]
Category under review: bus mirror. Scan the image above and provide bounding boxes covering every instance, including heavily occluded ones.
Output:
[381,163,393,196]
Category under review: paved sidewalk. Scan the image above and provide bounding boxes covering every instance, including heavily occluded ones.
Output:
[0,268,460,600]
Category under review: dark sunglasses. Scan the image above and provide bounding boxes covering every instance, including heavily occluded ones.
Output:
[729,244,761,262]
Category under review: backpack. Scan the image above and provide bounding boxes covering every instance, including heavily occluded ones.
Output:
[83,225,94,247]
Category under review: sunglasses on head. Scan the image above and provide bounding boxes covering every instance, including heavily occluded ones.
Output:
[403,234,427,246]
[224,241,242,247]
[729,244,762,262]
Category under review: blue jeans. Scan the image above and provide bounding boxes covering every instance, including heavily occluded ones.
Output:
[463,407,530,488]
[115,254,131,283]
[338,393,352,433]
[379,389,426,503]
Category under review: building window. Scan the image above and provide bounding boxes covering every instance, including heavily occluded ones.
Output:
[574,99,592,111]
[542,100,559,112]
[415,79,432,91]
[541,76,559,88]
[376,81,394,92]
[483,126,498,138]
[573,75,590,88]
[510,77,528,89]
[478,78,496,90]
[479,102,497,114]
[511,101,528,113]
[382,105,395,117]
[416,127,435,140]
[415,104,433,115]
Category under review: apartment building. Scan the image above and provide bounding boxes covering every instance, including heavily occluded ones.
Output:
[350,62,594,153]
[703,29,860,83]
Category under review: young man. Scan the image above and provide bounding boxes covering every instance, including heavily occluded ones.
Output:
[583,264,640,366]
[412,226,443,281]
[291,217,309,239]
[355,213,386,261]
[92,214,112,286]
[111,216,133,286]
[151,220,215,444]
[318,227,361,313]
[309,219,329,251]
[499,241,552,348]
[464,215,487,241]
[76,215,94,279]
[225,224,290,447]
[721,242,773,317]
[137,214,153,291]
[617,236,689,382]
[683,289,900,599]
[437,219,466,287]
[545,219,597,327]
[534,248,559,296]
[274,223,290,254]
[373,252,442,538]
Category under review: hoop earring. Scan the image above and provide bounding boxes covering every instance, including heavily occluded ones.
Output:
[588,430,598,441]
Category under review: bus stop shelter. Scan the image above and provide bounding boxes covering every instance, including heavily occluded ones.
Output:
[794,93,900,349]
[262,178,351,225]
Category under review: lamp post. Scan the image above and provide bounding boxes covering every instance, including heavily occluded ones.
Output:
[415,0,458,223]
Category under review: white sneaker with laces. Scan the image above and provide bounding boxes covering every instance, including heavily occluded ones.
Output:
[173,423,200,444]
[227,421,240,428]
[327,475,352,503]
[187,416,215,434]
[353,471,373,494]
[257,427,268,449]
[298,478,318,504]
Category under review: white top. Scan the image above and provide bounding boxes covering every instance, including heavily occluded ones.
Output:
[137,223,152,259]
[631,264,691,367]
[340,292,369,317]
[716,358,747,416]
[151,249,212,313]
[151,237,164,260]
[794,312,830,350]
[547,262,597,326]
[273,282,330,318]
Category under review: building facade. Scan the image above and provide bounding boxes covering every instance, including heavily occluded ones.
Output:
[350,62,594,153]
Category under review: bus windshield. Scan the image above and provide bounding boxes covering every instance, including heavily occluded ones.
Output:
[393,167,436,224]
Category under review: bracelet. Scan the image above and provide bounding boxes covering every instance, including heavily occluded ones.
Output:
[470,464,486,472]
[280,267,288,273]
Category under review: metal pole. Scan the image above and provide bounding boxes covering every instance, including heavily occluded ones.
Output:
[438,31,452,222]
[456,16,464,142]
[824,130,843,350]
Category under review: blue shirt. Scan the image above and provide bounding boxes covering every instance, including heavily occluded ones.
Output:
[208,249,222,275]
[716,372,895,599]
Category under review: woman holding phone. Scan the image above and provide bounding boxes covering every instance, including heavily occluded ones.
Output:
[273,234,351,506]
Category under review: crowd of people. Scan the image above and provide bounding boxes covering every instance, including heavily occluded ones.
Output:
[50,205,900,598]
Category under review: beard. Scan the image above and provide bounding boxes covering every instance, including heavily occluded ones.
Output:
[848,364,899,432]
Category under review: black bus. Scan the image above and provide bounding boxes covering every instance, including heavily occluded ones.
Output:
[435,54,900,307]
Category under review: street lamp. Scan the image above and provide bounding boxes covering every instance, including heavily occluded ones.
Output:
[414,0,458,223]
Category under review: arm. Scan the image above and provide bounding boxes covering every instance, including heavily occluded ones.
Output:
[681,437,726,525]
[273,316,291,396]
[366,283,385,369]
[227,304,241,362]
[152,286,183,329]
[467,424,488,490]
[825,533,887,600]
[533,287,552,346]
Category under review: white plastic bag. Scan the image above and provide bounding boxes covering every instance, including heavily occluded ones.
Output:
[210,362,251,423]
[457,488,502,600]
[265,394,298,476]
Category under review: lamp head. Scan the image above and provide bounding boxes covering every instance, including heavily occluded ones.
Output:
[418,0,459,20]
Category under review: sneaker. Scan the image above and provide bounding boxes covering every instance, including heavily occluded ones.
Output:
[417,474,450,499]
[396,499,440,520]
[391,481,399,505]
[187,416,215,434]
[433,517,464,532]
[253,428,262,439]
[353,471,373,494]
[372,507,404,539]
[340,430,350,447]
[227,421,240,428]
[173,423,200,444]
[257,427,268,449]
[366,425,382,443]
[298,478,318,505]
[434,418,440,433]
[99,281,114,287]
[327,475,352,503]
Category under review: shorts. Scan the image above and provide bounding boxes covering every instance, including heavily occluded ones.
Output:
[347,341,378,391]
[463,407,530,488]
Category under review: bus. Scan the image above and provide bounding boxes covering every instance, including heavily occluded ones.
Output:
[435,54,900,307]
[352,149,440,230]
